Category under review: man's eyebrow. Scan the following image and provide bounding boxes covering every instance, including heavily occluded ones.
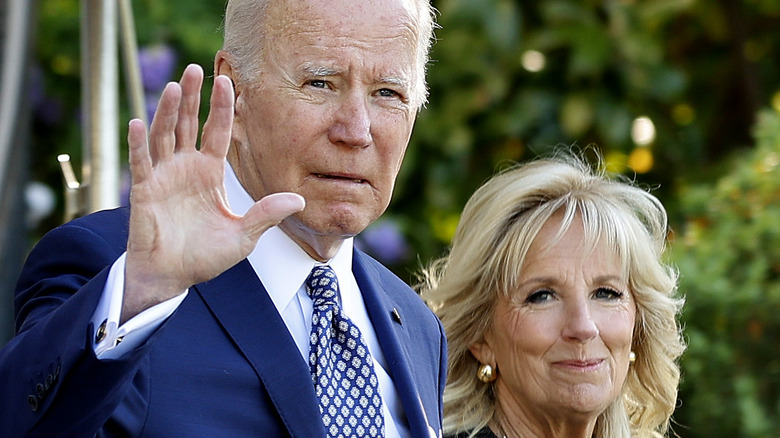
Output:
[299,63,411,89]
[300,63,340,77]
[379,76,410,89]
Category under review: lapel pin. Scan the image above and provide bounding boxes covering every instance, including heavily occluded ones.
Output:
[391,308,402,325]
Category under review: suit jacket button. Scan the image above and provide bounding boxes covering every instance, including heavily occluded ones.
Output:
[27,395,38,412]
[45,374,54,390]
[95,319,108,344]
[36,383,45,398]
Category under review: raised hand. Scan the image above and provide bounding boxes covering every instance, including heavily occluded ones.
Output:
[122,64,304,323]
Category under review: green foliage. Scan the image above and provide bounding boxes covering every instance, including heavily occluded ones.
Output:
[399,0,703,271]
[31,0,225,232]
[29,2,780,435]
[671,108,780,437]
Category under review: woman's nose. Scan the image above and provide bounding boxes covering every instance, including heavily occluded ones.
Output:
[561,300,599,342]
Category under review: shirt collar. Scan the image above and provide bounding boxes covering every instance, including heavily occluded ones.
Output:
[224,162,354,310]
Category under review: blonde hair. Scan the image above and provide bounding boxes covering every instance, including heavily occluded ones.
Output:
[222,0,437,110]
[420,153,685,438]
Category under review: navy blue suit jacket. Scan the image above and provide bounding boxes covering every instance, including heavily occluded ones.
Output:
[0,207,447,437]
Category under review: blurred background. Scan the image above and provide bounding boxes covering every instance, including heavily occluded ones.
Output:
[2,0,780,436]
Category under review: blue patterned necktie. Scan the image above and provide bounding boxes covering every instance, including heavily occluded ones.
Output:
[306,265,385,437]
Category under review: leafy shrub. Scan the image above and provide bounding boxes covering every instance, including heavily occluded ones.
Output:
[672,108,780,437]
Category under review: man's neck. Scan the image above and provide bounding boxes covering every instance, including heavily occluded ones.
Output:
[278,221,347,262]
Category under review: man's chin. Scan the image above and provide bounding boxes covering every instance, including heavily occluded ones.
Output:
[299,202,378,233]
[278,211,372,257]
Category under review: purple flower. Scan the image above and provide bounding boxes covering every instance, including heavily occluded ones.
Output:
[29,64,63,126]
[36,97,64,127]
[29,64,45,107]
[356,219,410,265]
[138,44,177,93]
[120,167,131,206]
[146,92,160,124]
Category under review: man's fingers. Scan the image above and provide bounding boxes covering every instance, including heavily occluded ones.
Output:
[175,64,204,153]
[200,75,235,159]
[148,82,182,163]
[128,119,152,185]
[242,193,306,240]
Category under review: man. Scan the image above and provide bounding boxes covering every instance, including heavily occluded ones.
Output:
[0,0,445,436]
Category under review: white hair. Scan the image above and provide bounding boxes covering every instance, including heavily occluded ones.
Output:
[221,0,437,109]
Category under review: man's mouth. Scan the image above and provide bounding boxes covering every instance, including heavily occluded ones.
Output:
[314,173,366,183]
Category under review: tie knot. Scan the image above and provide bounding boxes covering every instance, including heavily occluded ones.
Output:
[306,265,339,304]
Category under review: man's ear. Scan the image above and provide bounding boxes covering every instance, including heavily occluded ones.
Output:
[214,50,247,149]
[214,50,239,94]
[468,337,496,367]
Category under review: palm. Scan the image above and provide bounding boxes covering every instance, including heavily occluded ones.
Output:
[129,145,243,286]
[123,65,303,321]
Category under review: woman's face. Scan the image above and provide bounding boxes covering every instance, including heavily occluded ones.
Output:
[471,214,636,427]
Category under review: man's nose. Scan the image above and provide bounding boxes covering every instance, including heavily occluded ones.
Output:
[328,93,372,147]
[561,300,599,342]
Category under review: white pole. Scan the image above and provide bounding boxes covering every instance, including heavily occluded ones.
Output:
[0,0,33,193]
[81,0,119,214]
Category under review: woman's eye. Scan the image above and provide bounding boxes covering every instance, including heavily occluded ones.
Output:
[525,289,554,304]
[594,287,624,300]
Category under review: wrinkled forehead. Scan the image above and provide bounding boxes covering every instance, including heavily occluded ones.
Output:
[264,0,421,78]
[267,0,420,37]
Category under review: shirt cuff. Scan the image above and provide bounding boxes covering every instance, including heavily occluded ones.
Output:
[91,252,188,359]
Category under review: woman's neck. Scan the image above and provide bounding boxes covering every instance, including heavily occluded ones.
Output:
[491,400,597,438]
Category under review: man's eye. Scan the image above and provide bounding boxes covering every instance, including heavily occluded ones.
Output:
[377,88,400,98]
[308,80,328,89]
[594,287,624,300]
[525,289,554,304]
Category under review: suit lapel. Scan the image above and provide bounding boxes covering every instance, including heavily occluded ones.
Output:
[193,260,322,437]
[353,252,433,437]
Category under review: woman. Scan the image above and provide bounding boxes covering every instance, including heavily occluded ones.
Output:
[420,154,685,438]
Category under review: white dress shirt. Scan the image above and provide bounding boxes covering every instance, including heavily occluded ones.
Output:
[90,162,409,437]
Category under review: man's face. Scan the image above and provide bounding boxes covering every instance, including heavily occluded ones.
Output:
[226,0,420,259]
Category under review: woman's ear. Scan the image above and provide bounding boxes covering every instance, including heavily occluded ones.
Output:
[469,337,496,366]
